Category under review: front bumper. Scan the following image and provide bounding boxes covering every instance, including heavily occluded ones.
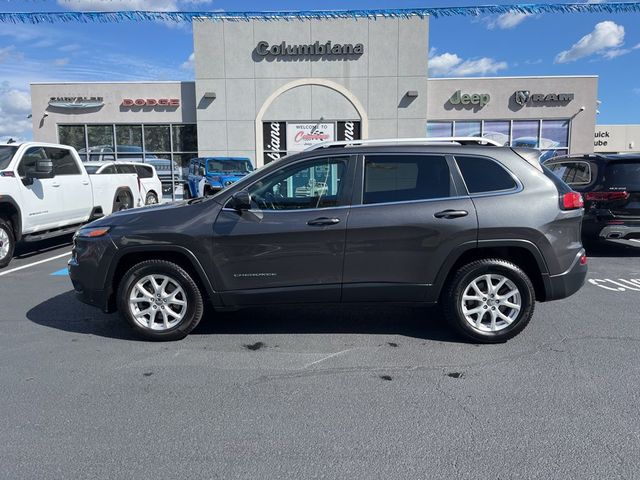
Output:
[542,249,588,301]
[68,235,118,312]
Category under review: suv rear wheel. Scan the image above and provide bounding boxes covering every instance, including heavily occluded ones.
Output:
[117,260,204,341]
[443,259,535,343]
[0,219,15,268]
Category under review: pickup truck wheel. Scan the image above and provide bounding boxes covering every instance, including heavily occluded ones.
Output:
[117,260,204,341]
[145,192,158,205]
[0,219,15,268]
[114,192,133,211]
[442,259,535,343]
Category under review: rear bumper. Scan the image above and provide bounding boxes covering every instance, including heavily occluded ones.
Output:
[583,215,640,247]
[542,249,588,301]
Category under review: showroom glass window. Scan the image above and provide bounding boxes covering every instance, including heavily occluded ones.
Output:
[363,155,452,204]
[426,122,453,138]
[58,124,198,200]
[454,121,481,137]
[247,157,347,210]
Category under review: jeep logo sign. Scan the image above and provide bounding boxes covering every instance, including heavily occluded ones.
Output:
[513,91,574,106]
[449,90,490,108]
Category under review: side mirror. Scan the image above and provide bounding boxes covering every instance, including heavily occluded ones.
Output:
[28,159,55,180]
[230,190,251,211]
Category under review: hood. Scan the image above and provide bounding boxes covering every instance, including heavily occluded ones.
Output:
[85,198,204,228]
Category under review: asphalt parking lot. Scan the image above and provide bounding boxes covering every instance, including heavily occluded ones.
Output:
[1,238,639,479]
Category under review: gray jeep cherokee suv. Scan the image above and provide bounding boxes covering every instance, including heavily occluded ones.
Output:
[69,140,587,343]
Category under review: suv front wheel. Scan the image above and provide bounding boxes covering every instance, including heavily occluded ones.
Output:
[117,260,204,341]
[443,259,535,343]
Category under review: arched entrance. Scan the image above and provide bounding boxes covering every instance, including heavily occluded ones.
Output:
[255,78,369,166]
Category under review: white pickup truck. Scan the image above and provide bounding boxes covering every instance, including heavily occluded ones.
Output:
[0,142,142,268]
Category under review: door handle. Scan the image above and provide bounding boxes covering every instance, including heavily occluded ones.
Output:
[82,181,90,185]
[51,182,61,188]
[434,209,468,219]
[307,217,341,226]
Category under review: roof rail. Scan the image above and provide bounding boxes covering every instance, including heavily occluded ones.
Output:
[305,136,503,151]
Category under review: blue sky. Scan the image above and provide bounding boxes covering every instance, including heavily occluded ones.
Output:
[0,0,639,141]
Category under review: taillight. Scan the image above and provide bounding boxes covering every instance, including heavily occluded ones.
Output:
[562,192,584,210]
[584,191,630,202]
[580,254,588,266]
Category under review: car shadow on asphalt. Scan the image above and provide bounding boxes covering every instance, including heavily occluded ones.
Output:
[26,291,466,343]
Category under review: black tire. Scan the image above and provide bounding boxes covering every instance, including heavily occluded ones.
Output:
[145,192,159,205]
[0,218,15,269]
[114,191,133,212]
[442,258,535,343]
[182,184,191,200]
[117,260,204,341]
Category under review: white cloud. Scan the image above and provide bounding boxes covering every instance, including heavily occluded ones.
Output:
[181,52,195,70]
[487,12,533,30]
[0,46,15,63]
[0,82,32,140]
[429,51,508,76]
[555,21,625,63]
[53,58,71,66]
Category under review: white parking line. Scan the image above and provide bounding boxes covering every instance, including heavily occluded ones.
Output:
[0,252,72,277]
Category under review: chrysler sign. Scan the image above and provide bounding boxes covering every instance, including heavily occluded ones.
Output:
[256,41,364,57]
[48,96,104,109]
[514,91,574,107]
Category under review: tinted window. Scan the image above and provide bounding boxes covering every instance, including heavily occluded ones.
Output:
[456,156,517,194]
[547,161,592,186]
[18,147,46,176]
[247,157,347,210]
[207,159,253,174]
[604,162,640,190]
[363,155,452,205]
[101,165,117,174]
[116,164,138,175]
[84,165,100,174]
[0,146,18,170]
[135,165,154,178]
[45,147,81,175]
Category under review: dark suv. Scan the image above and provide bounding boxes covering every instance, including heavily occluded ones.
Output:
[545,154,640,247]
[69,140,587,343]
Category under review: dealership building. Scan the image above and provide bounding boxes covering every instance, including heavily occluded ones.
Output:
[30,13,604,194]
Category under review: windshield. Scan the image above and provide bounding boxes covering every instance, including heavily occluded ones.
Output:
[207,159,253,174]
[0,146,18,170]
[604,161,640,190]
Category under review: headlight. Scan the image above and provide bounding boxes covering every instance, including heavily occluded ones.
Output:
[224,180,234,186]
[75,226,111,238]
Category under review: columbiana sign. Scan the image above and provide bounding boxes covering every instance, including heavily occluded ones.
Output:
[256,41,364,57]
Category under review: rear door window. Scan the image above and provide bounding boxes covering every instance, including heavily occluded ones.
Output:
[455,156,517,194]
[135,165,153,178]
[116,164,138,175]
[363,155,453,204]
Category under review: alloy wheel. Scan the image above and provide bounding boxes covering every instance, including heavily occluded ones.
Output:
[461,274,522,333]
[129,274,188,331]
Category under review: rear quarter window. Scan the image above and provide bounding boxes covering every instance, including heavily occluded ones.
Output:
[455,156,517,194]
[135,165,154,178]
[546,161,592,187]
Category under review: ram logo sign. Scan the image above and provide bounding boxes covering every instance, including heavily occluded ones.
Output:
[513,91,574,106]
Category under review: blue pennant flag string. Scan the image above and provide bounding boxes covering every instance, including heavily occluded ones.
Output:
[0,3,639,24]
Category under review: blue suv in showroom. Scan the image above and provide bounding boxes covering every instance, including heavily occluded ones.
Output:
[184,157,254,198]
